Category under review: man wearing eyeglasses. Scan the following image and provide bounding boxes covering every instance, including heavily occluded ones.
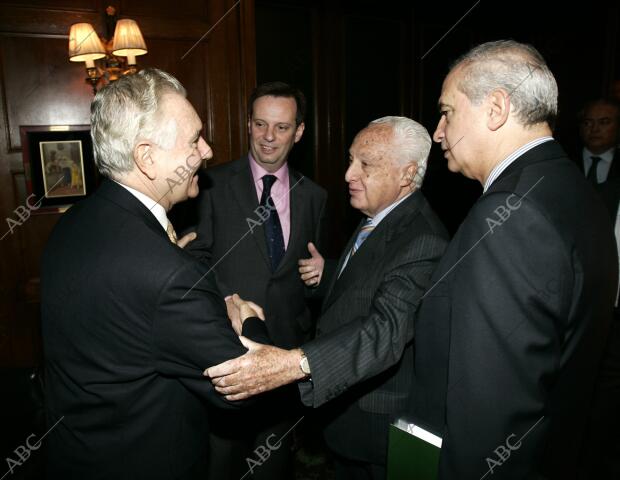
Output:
[578,98,620,185]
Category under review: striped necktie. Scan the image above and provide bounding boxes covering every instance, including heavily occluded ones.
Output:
[350,218,374,257]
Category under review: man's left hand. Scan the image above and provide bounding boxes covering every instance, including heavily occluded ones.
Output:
[205,338,306,400]
[225,294,265,335]
[177,232,197,248]
[298,242,324,286]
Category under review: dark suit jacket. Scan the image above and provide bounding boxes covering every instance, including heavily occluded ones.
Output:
[298,191,448,465]
[598,176,620,219]
[188,156,328,349]
[41,179,268,480]
[414,140,617,479]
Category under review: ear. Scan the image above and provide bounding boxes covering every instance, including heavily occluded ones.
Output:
[401,162,418,188]
[487,89,511,131]
[247,115,252,136]
[133,141,157,180]
[294,122,305,143]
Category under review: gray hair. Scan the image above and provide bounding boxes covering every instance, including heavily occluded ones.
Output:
[90,68,186,179]
[451,40,558,127]
[369,116,431,188]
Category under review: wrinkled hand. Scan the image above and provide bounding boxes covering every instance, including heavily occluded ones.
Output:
[298,242,324,286]
[225,294,265,336]
[205,338,305,400]
[177,232,197,249]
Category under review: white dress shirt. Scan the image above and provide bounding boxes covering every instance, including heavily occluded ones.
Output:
[582,147,615,184]
[115,181,169,232]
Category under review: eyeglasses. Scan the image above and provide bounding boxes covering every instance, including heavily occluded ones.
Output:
[580,117,617,128]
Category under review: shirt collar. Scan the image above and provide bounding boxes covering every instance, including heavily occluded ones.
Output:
[369,192,413,227]
[484,136,554,192]
[114,181,169,231]
[583,146,615,164]
[248,152,289,184]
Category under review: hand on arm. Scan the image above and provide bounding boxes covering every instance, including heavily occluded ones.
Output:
[205,339,307,400]
[298,242,324,286]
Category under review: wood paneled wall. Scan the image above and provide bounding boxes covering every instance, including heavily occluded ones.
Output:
[0,0,256,366]
[255,0,620,245]
[1,0,619,367]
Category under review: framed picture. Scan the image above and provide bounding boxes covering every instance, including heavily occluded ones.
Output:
[19,125,98,213]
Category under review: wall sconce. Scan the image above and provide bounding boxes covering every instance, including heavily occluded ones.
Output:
[68,6,147,94]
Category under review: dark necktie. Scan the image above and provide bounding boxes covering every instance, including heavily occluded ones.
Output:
[587,156,602,184]
[260,175,285,271]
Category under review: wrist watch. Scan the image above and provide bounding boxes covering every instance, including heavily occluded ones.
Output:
[299,352,311,376]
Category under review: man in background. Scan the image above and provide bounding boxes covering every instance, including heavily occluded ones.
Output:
[577,98,620,185]
[189,82,327,479]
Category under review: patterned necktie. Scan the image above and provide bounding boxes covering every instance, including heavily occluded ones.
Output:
[350,218,374,257]
[166,221,178,245]
[260,175,285,271]
[587,156,602,184]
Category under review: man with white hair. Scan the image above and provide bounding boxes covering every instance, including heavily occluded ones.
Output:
[413,40,617,479]
[206,116,448,479]
[41,68,267,479]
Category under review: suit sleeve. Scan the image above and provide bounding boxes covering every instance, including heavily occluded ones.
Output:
[439,193,571,479]
[151,260,269,408]
[305,189,331,299]
[315,190,329,253]
[299,232,447,407]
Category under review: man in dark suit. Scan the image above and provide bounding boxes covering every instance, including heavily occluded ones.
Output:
[576,98,620,185]
[206,116,449,479]
[581,177,620,478]
[413,40,617,479]
[41,68,267,480]
[188,82,327,479]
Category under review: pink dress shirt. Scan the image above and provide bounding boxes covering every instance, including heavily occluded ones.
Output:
[248,153,291,248]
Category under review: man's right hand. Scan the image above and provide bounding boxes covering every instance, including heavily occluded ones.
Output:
[225,293,265,336]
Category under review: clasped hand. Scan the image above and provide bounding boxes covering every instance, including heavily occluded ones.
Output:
[207,294,306,400]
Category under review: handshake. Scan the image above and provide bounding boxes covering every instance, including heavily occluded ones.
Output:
[207,241,325,401]
[207,293,307,401]
[223,240,326,336]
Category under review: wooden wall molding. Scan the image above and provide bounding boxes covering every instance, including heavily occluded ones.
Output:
[0,0,256,367]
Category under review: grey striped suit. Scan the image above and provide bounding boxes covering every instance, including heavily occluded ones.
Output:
[298,190,448,467]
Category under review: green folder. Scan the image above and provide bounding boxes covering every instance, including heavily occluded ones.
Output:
[387,418,442,480]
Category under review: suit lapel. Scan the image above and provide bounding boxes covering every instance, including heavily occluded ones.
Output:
[608,148,620,180]
[322,192,423,311]
[326,224,384,307]
[229,160,271,268]
[322,220,363,309]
